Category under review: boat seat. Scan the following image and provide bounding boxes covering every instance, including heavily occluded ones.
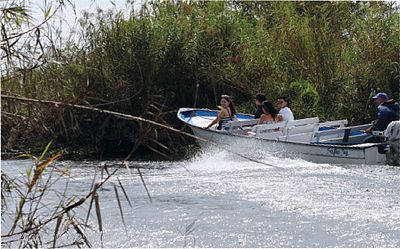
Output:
[278,131,316,143]
[252,121,287,139]
[279,125,320,143]
[285,122,319,136]
[285,117,319,128]
[225,119,259,133]
[318,119,348,129]
[314,123,371,143]
[278,117,319,143]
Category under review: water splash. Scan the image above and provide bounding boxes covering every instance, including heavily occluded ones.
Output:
[2,156,400,247]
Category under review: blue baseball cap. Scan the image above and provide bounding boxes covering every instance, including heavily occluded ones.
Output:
[372,92,388,100]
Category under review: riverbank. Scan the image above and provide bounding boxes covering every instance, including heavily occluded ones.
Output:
[1,143,200,161]
[2,1,399,159]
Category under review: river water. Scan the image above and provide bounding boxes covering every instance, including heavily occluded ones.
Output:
[2,150,400,248]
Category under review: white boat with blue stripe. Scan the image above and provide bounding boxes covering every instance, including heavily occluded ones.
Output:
[177,108,389,165]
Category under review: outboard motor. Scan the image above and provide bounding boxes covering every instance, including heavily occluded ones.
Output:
[385,121,400,166]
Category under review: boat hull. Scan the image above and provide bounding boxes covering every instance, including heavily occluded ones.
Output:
[189,125,387,165]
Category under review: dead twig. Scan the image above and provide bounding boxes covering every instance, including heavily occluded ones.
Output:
[1,94,280,168]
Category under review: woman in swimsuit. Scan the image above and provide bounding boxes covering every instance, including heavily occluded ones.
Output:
[206,95,237,130]
[258,100,283,124]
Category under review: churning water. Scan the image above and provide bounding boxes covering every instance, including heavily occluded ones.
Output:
[2,150,400,247]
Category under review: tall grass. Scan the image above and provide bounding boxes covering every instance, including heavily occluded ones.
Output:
[2,1,399,157]
[0,145,154,248]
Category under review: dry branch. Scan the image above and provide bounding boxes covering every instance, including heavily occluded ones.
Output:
[1,94,280,168]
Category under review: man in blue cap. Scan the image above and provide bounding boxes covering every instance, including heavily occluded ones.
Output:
[363,92,399,143]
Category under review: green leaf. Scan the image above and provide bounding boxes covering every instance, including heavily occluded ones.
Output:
[15,154,34,160]
[67,196,77,205]
[44,6,52,20]
[37,141,53,163]
[26,166,32,179]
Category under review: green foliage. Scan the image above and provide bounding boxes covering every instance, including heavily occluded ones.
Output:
[2,1,399,158]
[287,79,319,118]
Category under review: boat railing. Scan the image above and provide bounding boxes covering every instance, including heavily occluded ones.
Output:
[251,121,288,139]
[318,119,348,129]
[284,117,319,132]
[225,119,260,133]
[225,116,371,145]
[227,117,321,142]
[280,125,320,143]
[314,123,371,144]
[268,118,320,143]
[286,117,320,128]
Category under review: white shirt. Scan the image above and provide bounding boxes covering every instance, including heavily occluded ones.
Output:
[279,107,294,121]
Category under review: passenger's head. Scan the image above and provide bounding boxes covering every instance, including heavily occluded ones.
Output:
[262,100,278,118]
[372,92,388,106]
[277,96,289,109]
[220,95,236,115]
[255,93,266,107]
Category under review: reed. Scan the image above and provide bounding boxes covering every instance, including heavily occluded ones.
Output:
[0,145,154,248]
[2,2,398,246]
[1,1,399,158]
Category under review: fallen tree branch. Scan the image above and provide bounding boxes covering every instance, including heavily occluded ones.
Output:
[1,94,202,141]
[1,94,280,168]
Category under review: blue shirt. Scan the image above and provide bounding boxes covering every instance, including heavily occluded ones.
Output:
[373,102,400,131]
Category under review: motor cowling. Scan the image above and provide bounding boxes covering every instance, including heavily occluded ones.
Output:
[385,121,400,166]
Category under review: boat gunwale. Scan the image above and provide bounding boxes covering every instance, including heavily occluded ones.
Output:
[177,108,385,151]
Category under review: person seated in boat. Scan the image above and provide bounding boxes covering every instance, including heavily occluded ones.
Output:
[254,93,266,119]
[277,96,294,121]
[363,92,400,143]
[205,95,237,130]
[258,100,283,124]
